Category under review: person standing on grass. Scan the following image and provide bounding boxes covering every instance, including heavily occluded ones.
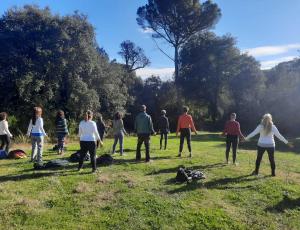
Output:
[222,113,245,165]
[96,114,107,141]
[245,113,293,177]
[176,106,197,158]
[158,110,169,150]
[55,110,69,155]
[0,112,13,153]
[112,112,127,156]
[78,110,103,173]
[27,107,47,164]
[135,105,155,162]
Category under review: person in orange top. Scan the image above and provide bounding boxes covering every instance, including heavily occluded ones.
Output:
[176,106,197,157]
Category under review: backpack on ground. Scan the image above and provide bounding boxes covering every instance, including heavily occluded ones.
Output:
[176,167,206,183]
[8,149,27,159]
[96,154,113,166]
[0,150,7,159]
[34,159,69,170]
[52,145,67,151]
[69,151,90,162]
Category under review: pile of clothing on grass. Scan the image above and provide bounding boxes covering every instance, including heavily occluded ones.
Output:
[176,167,206,183]
[0,149,27,160]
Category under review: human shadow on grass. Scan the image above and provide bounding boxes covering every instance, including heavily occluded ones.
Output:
[167,174,268,194]
[113,155,174,165]
[147,163,226,175]
[266,196,300,213]
[168,134,222,142]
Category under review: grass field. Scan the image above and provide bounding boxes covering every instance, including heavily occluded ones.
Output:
[0,132,300,230]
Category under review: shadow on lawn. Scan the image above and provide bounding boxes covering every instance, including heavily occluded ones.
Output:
[266,196,300,213]
[167,174,268,194]
[147,163,226,175]
[168,133,222,142]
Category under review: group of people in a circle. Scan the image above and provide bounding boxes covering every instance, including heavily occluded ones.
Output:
[0,105,293,175]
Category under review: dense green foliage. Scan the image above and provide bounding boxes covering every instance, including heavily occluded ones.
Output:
[0,134,300,229]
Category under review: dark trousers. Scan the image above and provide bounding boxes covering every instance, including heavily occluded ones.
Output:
[78,141,97,171]
[57,133,67,151]
[160,132,168,149]
[255,146,275,175]
[225,135,239,163]
[136,134,150,161]
[179,128,191,153]
[0,134,11,153]
[99,131,105,141]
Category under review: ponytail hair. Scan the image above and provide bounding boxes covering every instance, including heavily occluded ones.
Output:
[32,107,42,125]
[84,110,93,121]
[261,113,273,135]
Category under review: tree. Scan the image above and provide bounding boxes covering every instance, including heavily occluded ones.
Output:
[137,0,221,82]
[179,33,240,123]
[118,40,150,72]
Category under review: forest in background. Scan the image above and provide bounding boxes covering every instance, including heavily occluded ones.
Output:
[0,2,299,136]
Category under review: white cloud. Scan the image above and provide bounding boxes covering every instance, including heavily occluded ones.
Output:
[260,56,297,70]
[139,27,154,34]
[136,67,174,80]
[244,43,300,57]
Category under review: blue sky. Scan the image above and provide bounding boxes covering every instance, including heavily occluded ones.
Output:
[1,0,300,79]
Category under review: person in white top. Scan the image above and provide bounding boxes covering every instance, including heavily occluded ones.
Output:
[78,110,103,173]
[0,112,13,153]
[245,114,292,176]
[26,107,47,164]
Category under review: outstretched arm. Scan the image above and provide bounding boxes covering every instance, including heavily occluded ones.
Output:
[245,125,261,141]
[273,126,288,144]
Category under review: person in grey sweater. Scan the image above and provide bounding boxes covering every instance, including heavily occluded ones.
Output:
[112,112,127,156]
[134,105,155,162]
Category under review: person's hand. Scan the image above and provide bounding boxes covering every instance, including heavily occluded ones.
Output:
[240,136,245,142]
[176,132,179,137]
[194,131,198,135]
[287,143,294,148]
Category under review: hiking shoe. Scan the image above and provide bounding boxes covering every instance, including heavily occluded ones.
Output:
[251,170,258,176]
[177,153,182,157]
[92,169,99,174]
[145,159,153,163]
[234,162,239,166]
[77,168,83,172]
[189,152,192,158]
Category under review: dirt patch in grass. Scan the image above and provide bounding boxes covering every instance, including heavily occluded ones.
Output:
[73,182,93,193]
[96,174,112,184]
[15,198,40,208]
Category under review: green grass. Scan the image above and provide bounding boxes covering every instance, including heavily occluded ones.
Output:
[0,132,300,230]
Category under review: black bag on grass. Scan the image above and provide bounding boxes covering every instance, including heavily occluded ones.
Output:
[69,151,90,162]
[176,167,206,183]
[34,159,69,170]
[96,154,113,166]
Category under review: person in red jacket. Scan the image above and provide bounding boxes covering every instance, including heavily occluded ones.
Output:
[176,106,197,158]
[222,113,245,165]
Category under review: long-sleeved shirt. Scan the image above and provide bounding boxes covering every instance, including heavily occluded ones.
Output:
[245,124,288,148]
[223,120,244,138]
[27,117,47,136]
[176,114,196,133]
[134,112,155,135]
[158,115,169,133]
[56,118,69,135]
[112,119,126,135]
[78,120,101,141]
[0,120,13,137]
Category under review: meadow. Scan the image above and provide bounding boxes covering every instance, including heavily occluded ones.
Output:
[0,133,300,230]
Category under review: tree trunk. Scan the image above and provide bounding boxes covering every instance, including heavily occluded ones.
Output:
[174,45,179,83]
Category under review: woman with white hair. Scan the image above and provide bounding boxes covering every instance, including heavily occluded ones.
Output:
[245,114,292,176]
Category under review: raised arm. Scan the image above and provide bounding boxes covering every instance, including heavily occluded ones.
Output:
[273,126,288,144]
[245,125,261,140]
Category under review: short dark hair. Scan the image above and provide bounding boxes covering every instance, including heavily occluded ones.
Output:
[114,112,122,120]
[231,113,236,118]
[161,110,166,115]
[0,112,7,121]
[183,106,189,113]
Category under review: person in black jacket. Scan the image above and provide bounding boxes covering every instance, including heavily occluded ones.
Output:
[96,114,107,141]
[158,110,169,150]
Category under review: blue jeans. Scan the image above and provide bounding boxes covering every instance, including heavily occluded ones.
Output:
[112,133,124,155]
[31,136,44,163]
[57,133,67,151]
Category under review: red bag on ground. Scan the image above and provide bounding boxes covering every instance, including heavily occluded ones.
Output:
[8,149,27,159]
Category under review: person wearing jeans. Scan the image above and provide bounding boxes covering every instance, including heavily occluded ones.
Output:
[0,112,13,153]
[176,106,197,158]
[135,105,155,162]
[78,110,103,173]
[27,107,47,164]
[55,110,69,155]
[245,113,292,176]
[222,113,245,165]
[112,112,127,156]
[158,110,169,150]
